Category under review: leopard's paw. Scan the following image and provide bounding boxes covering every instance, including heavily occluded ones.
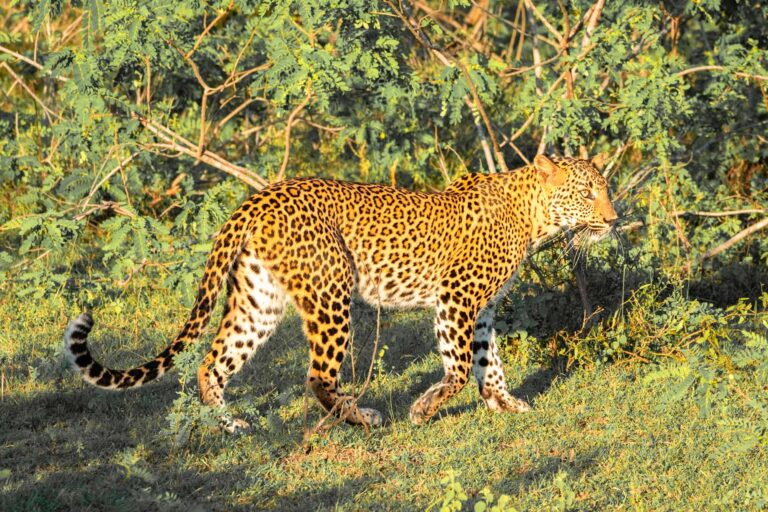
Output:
[219,416,251,434]
[409,397,432,426]
[358,407,383,427]
[483,391,531,413]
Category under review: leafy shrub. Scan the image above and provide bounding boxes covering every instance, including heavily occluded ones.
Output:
[1,1,766,367]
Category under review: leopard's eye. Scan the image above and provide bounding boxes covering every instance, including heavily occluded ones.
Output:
[580,189,595,200]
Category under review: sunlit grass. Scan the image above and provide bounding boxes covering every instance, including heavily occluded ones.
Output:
[1,278,766,511]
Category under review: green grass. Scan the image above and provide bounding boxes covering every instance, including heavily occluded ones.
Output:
[1,279,767,511]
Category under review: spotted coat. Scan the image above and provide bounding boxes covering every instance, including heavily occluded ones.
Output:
[65,155,618,430]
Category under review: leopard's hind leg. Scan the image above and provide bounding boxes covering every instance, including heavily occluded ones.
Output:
[198,250,286,433]
[284,229,382,427]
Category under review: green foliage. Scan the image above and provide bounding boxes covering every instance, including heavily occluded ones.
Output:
[2,0,766,306]
[431,470,516,512]
[643,294,768,453]
[1,2,767,507]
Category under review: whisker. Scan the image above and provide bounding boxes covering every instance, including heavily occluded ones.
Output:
[614,230,626,259]
[574,230,590,267]
[578,236,591,267]
[565,231,579,254]
[611,229,626,260]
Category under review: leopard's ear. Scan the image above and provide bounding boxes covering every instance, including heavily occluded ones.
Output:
[534,154,567,186]
[590,152,607,171]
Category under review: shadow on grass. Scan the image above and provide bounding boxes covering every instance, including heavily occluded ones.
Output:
[0,385,178,511]
[0,383,380,511]
[499,446,604,497]
[0,304,440,510]
[2,268,674,511]
[266,476,416,512]
[342,300,568,423]
[514,366,560,406]
[689,261,768,307]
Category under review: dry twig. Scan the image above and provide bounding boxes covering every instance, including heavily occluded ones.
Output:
[2,62,60,122]
[671,209,766,218]
[0,44,69,81]
[676,65,768,82]
[384,0,508,172]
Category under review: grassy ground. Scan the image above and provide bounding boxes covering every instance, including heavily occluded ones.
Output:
[1,278,767,511]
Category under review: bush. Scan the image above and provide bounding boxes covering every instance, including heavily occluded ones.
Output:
[1,0,766,359]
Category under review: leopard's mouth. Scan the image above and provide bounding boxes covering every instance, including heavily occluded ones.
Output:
[572,222,614,245]
[587,225,613,241]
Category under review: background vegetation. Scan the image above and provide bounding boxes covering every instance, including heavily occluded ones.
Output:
[1,0,767,510]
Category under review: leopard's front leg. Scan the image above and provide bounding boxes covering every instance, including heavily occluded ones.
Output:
[471,305,530,413]
[410,295,475,425]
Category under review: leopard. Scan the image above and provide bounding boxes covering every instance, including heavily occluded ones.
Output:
[64,154,618,432]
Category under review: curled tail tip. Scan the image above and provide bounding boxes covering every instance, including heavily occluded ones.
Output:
[63,312,172,390]
[65,313,94,346]
[64,312,95,367]
[79,312,94,327]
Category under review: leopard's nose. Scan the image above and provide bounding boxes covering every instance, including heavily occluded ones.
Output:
[602,202,619,226]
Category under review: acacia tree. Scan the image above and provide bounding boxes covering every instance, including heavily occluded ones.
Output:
[1,0,766,307]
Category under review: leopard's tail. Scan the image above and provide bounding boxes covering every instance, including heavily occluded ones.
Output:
[64,201,258,390]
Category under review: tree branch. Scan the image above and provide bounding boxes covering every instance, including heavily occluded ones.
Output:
[384,0,508,172]
[186,2,234,59]
[1,62,60,122]
[701,217,768,261]
[136,114,267,189]
[277,91,312,182]
[83,153,139,208]
[676,65,768,82]
[671,209,766,218]
[0,44,66,82]
[524,0,562,43]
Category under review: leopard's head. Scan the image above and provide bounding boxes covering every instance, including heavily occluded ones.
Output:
[534,154,619,242]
